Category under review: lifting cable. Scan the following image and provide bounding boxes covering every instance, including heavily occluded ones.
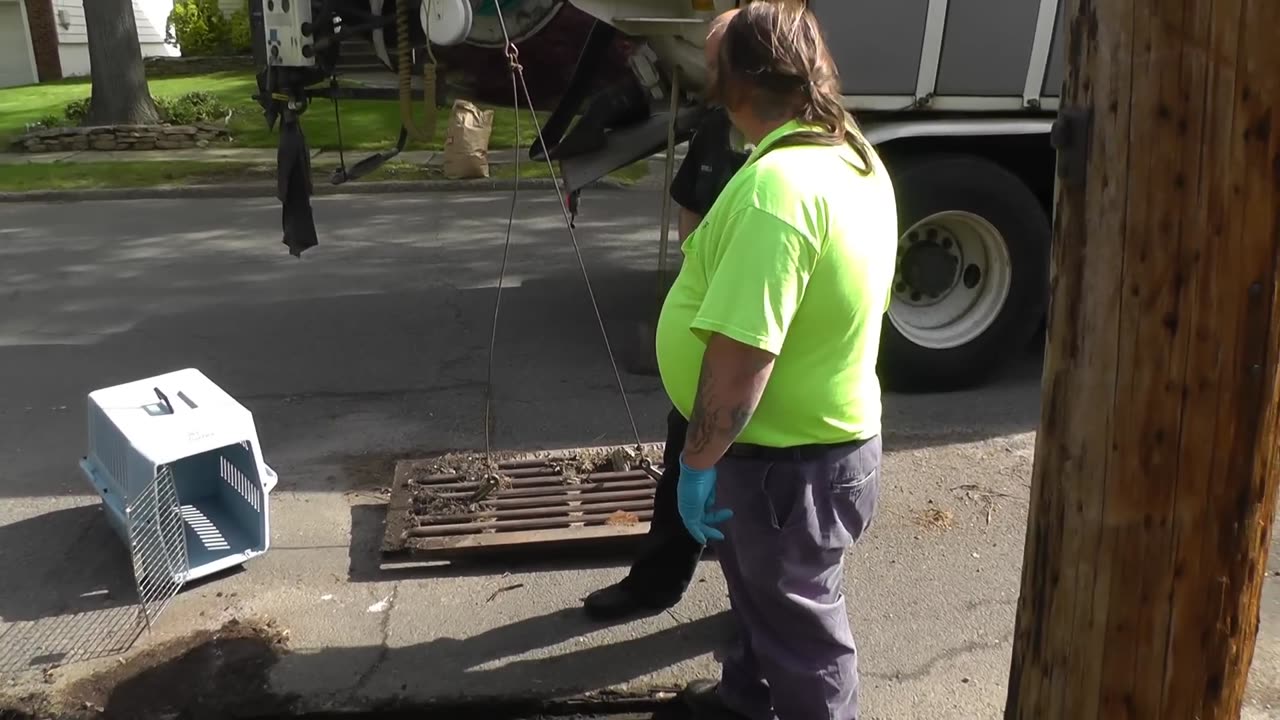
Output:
[483,3,643,474]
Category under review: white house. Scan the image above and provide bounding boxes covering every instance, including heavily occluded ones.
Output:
[0,0,243,89]
[51,0,180,78]
[0,0,41,89]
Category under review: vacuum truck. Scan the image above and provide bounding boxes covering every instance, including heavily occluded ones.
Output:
[252,0,1066,391]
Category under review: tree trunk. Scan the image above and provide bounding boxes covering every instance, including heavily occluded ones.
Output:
[1004,0,1280,718]
[83,0,160,125]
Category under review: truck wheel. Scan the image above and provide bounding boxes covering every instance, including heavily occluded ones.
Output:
[878,153,1050,392]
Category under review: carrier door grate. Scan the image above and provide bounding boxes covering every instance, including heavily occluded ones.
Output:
[126,464,189,631]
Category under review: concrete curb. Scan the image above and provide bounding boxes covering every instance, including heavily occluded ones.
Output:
[288,687,681,717]
[0,175,644,204]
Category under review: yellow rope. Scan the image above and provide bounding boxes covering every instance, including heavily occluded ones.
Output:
[397,0,439,142]
[655,70,680,303]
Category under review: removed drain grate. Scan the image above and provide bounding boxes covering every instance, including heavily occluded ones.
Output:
[382,444,664,558]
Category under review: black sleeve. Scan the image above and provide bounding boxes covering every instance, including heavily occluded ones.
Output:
[668,111,747,216]
[668,122,707,212]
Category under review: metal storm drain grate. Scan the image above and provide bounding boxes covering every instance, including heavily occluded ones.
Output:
[382,443,665,559]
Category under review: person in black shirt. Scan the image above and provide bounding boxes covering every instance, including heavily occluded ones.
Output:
[583,107,750,621]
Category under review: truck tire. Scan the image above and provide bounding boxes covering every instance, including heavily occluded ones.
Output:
[877,153,1050,392]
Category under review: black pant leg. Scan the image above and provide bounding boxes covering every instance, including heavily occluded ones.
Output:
[618,407,703,605]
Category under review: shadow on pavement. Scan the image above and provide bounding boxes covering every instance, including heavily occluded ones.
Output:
[0,266,677,500]
[0,506,144,676]
[0,505,250,679]
[883,347,1043,452]
[75,610,729,719]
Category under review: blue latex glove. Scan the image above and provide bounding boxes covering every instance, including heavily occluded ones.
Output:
[677,455,734,544]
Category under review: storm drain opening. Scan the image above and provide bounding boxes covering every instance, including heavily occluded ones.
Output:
[382,443,665,560]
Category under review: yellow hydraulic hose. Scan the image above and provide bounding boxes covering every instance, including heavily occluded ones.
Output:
[398,0,439,142]
[655,70,680,306]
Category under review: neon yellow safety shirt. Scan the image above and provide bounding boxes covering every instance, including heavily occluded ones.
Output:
[655,119,899,447]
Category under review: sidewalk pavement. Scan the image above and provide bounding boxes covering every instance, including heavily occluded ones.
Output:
[0,146,689,167]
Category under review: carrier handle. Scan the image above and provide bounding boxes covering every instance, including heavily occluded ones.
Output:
[153,387,173,415]
[152,388,198,414]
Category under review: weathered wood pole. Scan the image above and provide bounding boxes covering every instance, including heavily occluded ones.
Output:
[1004,0,1280,718]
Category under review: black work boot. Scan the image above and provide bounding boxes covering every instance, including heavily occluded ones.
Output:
[582,581,674,622]
[681,679,751,720]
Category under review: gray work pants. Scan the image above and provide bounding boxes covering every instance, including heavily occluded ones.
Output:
[713,435,882,720]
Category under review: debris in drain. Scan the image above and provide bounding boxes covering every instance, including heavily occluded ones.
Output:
[606,511,640,526]
[469,472,505,504]
[383,444,665,558]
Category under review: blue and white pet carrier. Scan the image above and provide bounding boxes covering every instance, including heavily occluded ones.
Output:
[79,368,278,595]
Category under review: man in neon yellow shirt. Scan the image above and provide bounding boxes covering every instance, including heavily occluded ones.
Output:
[657,4,897,719]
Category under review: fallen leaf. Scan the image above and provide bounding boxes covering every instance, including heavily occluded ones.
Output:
[916,507,954,530]
[606,510,640,526]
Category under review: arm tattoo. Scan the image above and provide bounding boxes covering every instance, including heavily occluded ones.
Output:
[686,358,752,453]
[685,344,768,460]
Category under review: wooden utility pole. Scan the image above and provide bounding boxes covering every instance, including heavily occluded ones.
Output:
[1005,0,1280,718]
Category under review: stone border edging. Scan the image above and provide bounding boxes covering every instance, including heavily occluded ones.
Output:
[15,124,232,153]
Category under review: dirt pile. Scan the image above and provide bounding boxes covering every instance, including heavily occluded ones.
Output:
[2,618,292,720]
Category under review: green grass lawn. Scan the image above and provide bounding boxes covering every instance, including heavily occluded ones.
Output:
[0,161,268,192]
[0,158,649,193]
[0,72,546,152]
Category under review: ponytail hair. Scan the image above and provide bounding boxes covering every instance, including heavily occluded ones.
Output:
[715,1,875,176]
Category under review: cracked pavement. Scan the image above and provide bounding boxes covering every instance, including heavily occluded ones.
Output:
[1,192,1278,718]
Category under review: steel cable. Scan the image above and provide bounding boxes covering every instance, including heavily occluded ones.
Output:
[483,4,644,473]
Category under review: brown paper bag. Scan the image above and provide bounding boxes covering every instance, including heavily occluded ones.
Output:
[441,99,495,179]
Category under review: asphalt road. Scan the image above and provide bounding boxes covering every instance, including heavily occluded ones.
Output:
[0,191,1275,719]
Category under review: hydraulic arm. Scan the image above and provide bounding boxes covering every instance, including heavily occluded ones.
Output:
[249,0,702,256]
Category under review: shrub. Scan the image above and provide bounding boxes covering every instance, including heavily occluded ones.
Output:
[55,92,232,128]
[27,113,64,131]
[155,91,232,125]
[228,1,253,54]
[167,0,232,56]
[63,98,92,124]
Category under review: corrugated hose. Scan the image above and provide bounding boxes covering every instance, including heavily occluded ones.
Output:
[398,0,438,142]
